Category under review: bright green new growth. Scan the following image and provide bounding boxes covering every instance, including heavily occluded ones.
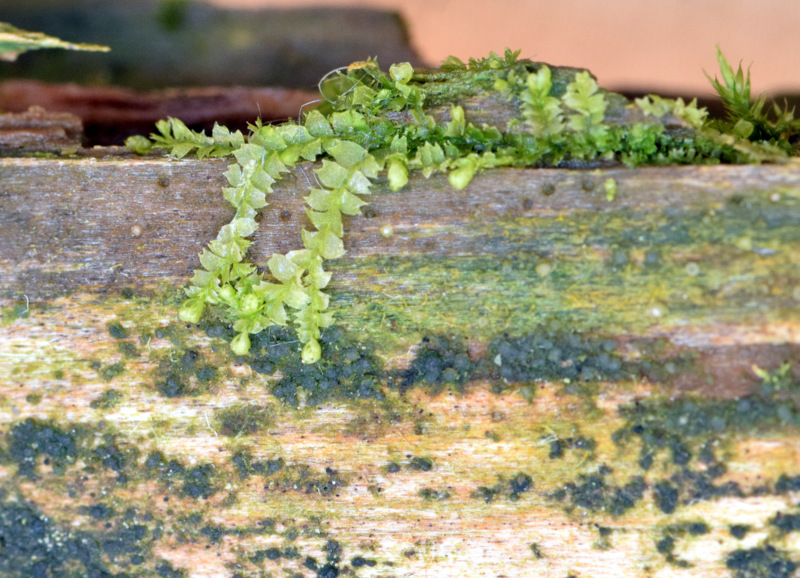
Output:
[705,46,800,153]
[129,49,798,362]
[170,113,380,363]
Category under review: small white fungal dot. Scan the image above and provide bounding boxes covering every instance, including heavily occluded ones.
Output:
[380,224,393,238]
[130,225,142,237]
[685,263,700,276]
[735,236,753,251]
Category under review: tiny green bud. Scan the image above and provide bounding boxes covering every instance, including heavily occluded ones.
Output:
[389,62,413,84]
[239,293,260,316]
[125,135,153,155]
[301,339,322,364]
[387,159,408,191]
[178,298,204,324]
[218,284,236,303]
[231,332,251,356]
[448,162,475,190]
[603,177,617,202]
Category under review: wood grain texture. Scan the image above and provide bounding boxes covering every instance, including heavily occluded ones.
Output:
[1,153,800,577]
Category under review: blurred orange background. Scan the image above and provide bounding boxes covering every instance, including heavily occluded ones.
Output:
[210,0,800,95]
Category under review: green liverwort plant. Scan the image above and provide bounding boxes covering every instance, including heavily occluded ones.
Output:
[129,49,797,362]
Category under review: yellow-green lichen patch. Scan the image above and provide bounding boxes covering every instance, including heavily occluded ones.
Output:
[329,185,800,351]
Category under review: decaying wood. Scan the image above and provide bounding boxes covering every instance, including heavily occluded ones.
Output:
[0,80,317,146]
[0,105,82,152]
[1,148,800,576]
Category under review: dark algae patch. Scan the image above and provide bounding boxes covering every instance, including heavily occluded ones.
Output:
[488,329,623,386]
[607,363,800,514]
[229,450,346,496]
[154,347,219,398]
[214,403,272,436]
[653,481,679,514]
[91,359,126,382]
[143,451,218,500]
[244,325,385,407]
[770,511,800,534]
[419,488,452,501]
[4,418,140,483]
[0,490,176,577]
[550,465,645,516]
[472,472,533,503]
[653,521,711,567]
[726,546,797,578]
[231,450,285,479]
[107,320,130,339]
[6,418,81,478]
[398,335,474,394]
[90,388,124,410]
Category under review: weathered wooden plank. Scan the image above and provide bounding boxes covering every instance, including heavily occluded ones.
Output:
[1,152,800,577]
[0,81,317,146]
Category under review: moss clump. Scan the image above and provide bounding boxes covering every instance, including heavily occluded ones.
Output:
[653,481,679,514]
[617,364,800,444]
[530,542,545,559]
[88,436,139,483]
[4,418,140,483]
[472,483,503,504]
[155,561,187,578]
[351,556,377,568]
[509,472,533,499]
[230,451,346,497]
[775,474,800,493]
[609,364,798,514]
[118,341,140,358]
[617,393,800,443]
[654,521,711,566]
